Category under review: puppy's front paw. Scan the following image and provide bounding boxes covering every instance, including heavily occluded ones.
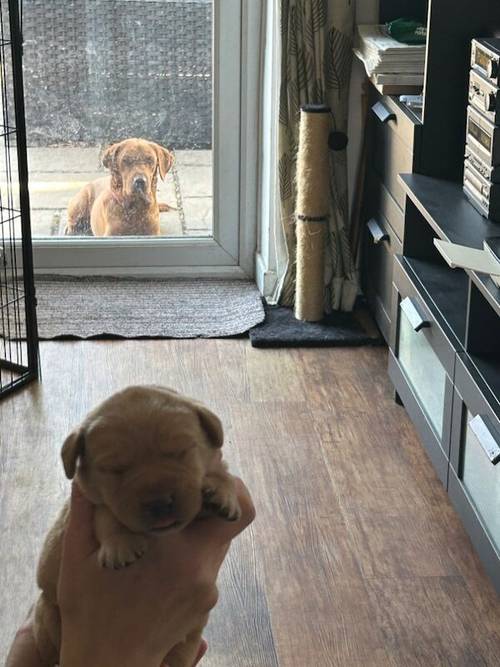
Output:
[203,477,241,522]
[98,533,148,569]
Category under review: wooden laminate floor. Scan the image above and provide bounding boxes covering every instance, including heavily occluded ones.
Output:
[1,340,500,666]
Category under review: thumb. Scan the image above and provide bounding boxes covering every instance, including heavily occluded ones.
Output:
[61,481,98,562]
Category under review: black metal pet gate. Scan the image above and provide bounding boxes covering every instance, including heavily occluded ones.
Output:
[0,0,38,399]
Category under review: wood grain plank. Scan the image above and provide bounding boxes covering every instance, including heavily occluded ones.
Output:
[365,577,500,667]
[205,524,279,667]
[223,402,389,666]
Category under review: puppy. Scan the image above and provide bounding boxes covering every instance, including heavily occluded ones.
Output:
[65,138,174,236]
[33,386,241,667]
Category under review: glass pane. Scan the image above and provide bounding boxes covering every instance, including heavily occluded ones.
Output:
[398,305,447,437]
[463,410,500,553]
[22,0,213,239]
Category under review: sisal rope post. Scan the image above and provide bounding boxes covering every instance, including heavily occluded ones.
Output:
[294,104,331,322]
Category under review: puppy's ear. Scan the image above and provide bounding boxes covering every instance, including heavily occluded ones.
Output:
[102,142,121,171]
[152,144,174,180]
[196,405,223,449]
[61,428,85,479]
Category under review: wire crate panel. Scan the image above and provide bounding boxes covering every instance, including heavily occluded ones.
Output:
[0,0,39,399]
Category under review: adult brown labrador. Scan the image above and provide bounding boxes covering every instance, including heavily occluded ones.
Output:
[65,138,174,236]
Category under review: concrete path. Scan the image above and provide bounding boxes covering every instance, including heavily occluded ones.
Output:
[5,147,213,238]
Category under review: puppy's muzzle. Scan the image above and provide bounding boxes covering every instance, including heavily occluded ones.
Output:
[142,497,174,522]
[141,498,179,531]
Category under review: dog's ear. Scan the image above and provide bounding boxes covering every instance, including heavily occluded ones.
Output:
[152,144,174,180]
[61,427,85,479]
[196,405,223,449]
[102,142,122,171]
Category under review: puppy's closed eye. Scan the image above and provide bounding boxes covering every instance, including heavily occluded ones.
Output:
[160,445,195,461]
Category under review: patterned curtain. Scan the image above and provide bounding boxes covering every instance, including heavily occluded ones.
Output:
[276,0,358,312]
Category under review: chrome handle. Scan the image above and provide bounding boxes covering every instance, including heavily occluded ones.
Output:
[372,101,396,124]
[469,415,500,465]
[400,297,431,332]
[367,219,390,245]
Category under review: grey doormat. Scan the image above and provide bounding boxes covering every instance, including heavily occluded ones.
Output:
[249,305,382,348]
[34,277,265,339]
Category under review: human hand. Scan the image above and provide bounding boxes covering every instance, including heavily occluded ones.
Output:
[4,608,42,667]
[4,614,208,667]
[58,478,255,667]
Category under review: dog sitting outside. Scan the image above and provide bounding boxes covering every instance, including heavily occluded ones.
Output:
[65,138,175,236]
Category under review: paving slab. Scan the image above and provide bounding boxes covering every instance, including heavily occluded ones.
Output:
[4,146,213,237]
[174,149,212,167]
[177,165,212,198]
[182,196,213,230]
[27,147,102,173]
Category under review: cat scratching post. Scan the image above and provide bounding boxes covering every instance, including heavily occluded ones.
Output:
[294,104,331,322]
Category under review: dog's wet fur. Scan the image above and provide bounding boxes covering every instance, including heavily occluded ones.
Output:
[65,138,174,236]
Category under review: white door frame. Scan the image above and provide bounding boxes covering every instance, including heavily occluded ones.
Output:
[27,0,262,279]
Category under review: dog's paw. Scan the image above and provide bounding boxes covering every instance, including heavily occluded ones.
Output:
[98,533,148,569]
[202,479,241,522]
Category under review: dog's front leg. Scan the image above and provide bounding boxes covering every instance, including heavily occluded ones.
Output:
[95,505,148,569]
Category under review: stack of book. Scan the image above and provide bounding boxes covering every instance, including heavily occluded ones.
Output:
[354,24,426,94]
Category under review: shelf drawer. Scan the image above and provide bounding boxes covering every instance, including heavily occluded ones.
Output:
[366,171,404,242]
[370,91,421,152]
[448,354,500,593]
[388,256,457,483]
[362,213,402,342]
[372,114,415,210]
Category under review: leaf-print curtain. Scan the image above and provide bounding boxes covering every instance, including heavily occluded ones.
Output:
[276,0,358,312]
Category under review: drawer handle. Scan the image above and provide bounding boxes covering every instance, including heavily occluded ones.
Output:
[372,101,396,124]
[400,297,431,332]
[367,218,390,245]
[469,415,500,465]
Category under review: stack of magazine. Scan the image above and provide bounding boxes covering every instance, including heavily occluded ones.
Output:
[354,24,425,94]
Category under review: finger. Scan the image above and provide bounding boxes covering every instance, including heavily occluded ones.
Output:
[4,622,42,667]
[61,482,99,561]
[194,639,208,665]
[162,639,207,667]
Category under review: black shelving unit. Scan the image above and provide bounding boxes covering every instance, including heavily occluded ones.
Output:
[362,0,500,595]
[390,173,500,593]
[0,0,38,399]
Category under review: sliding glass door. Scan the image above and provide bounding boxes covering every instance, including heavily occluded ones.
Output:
[18,0,244,273]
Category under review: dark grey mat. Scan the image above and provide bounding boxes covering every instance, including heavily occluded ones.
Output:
[249,305,381,348]
[33,277,265,339]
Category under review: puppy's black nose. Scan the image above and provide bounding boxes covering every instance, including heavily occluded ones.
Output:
[143,498,173,521]
[133,176,147,191]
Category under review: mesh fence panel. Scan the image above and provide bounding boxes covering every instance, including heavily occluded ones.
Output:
[19,0,212,148]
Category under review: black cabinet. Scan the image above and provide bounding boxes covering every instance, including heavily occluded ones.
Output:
[361,0,500,594]
[392,175,500,593]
